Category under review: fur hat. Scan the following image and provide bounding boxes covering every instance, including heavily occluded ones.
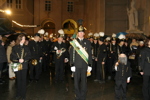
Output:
[111,33,117,41]
[99,32,105,42]
[118,34,126,42]
[93,33,99,40]
[57,29,65,38]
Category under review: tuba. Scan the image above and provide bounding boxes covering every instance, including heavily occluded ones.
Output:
[57,48,66,59]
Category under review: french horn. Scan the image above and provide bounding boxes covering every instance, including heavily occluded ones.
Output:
[57,48,66,59]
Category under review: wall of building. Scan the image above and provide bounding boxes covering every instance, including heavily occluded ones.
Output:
[1,0,150,36]
[0,0,34,35]
[34,0,86,35]
[105,0,128,35]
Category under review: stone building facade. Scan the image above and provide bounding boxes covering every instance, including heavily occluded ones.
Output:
[0,0,150,36]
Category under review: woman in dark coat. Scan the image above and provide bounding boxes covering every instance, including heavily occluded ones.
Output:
[0,40,7,85]
[11,34,31,100]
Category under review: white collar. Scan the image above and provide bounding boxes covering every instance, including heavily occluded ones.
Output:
[78,37,84,41]
[20,43,23,46]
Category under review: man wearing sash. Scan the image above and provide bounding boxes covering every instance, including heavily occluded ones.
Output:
[70,26,92,100]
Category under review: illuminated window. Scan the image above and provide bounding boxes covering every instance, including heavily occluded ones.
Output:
[7,0,12,8]
[16,0,22,9]
[45,1,51,11]
[67,2,73,12]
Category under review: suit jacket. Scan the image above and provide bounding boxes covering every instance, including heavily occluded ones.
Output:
[91,42,98,57]
[28,40,42,59]
[97,43,107,62]
[139,47,150,76]
[70,38,92,68]
[115,62,132,81]
[43,40,52,55]
[0,41,7,63]
[108,43,118,59]
[10,45,31,69]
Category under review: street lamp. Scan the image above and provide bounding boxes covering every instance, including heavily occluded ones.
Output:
[5,10,11,15]
[0,9,11,15]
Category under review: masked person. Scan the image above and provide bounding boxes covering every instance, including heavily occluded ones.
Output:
[114,53,132,100]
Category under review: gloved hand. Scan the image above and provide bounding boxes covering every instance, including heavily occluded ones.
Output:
[64,58,69,63]
[87,66,92,72]
[71,66,75,72]
[87,66,92,77]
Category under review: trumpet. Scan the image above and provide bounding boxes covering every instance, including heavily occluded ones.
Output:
[57,48,66,59]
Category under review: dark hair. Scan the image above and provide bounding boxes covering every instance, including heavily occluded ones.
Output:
[16,34,26,45]
[145,38,150,47]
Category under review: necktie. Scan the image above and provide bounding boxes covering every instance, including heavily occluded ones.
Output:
[80,39,83,43]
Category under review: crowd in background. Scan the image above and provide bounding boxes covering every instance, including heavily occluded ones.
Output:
[0,31,149,100]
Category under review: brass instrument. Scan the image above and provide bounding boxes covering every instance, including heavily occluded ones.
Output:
[18,64,23,70]
[31,59,38,66]
[12,48,24,71]
[57,48,66,59]
[19,48,24,70]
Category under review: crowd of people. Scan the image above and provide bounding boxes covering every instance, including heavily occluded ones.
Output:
[0,27,150,100]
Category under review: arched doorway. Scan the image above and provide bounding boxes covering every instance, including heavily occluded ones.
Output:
[62,19,78,36]
[41,19,55,37]
[43,22,55,34]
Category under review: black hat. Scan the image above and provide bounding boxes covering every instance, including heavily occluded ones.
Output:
[99,32,105,42]
[78,25,86,32]
[119,39,126,42]
[111,37,116,41]
[99,37,105,42]
[94,37,98,40]
[93,33,99,40]
[111,33,116,41]
[88,33,93,39]
[105,37,111,42]
[89,36,93,39]
[118,34,126,42]
[34,33,41,37]
[57,34,65,38]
